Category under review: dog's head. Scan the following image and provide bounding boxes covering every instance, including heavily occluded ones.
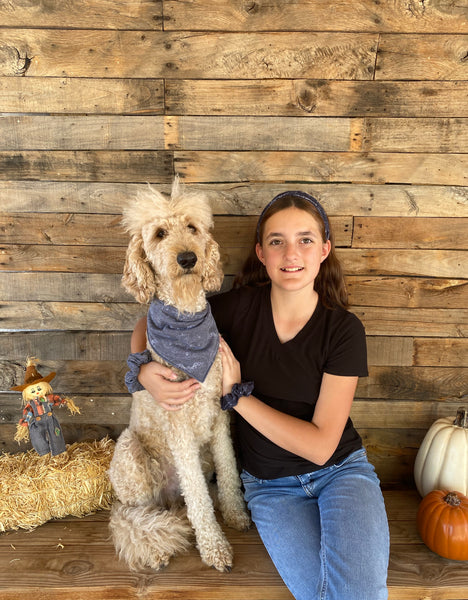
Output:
[122,178,223,311]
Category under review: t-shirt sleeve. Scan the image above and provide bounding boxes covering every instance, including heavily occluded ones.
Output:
[323,311,368,377]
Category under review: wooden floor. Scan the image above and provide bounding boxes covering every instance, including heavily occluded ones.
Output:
[0,490,467,600]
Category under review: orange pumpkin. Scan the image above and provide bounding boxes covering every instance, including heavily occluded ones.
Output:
[417,490,468,561]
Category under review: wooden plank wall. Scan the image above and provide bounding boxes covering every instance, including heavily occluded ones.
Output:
[0,0,466,488]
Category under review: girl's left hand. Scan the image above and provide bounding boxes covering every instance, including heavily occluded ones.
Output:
[219,336,242,396]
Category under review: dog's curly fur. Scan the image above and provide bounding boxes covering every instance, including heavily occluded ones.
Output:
[108,179,250,572]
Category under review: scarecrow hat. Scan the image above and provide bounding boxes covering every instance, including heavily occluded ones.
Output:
[11,357,56,392]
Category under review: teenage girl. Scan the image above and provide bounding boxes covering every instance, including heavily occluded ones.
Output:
[130,191,389,600]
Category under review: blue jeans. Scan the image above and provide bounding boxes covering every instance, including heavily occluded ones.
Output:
[241,448,389,600]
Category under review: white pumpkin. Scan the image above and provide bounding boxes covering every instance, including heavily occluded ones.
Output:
[414,407,468,497]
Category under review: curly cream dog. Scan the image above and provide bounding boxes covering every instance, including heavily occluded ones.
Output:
[109,179,250,572]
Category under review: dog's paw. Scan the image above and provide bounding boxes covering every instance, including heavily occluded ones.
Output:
[223,508,251,532]
[199,537,233,572]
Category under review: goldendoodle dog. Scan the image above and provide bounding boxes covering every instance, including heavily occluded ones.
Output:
[108,178,250,572]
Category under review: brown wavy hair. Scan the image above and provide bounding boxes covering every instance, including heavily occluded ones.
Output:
[233,194,348,309]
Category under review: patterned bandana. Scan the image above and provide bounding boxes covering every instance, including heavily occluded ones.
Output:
[146,299,219,383]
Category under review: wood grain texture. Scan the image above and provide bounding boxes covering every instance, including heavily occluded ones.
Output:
[0,0,163,29]
[174,151,468,186]
[165,79,468,117]
[0,30,378,79]
[376,34,468,80]
[0,77,164,115]
[1,181,465,216]
[164,0,468,33]
[0,493,467,599]
[0,151,173,182]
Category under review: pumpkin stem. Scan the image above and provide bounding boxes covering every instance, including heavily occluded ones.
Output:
[443,492,462,507]
[453,407,468,429]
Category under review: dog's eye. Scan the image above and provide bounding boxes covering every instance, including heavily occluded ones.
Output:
[156,229,167,239]
[188,224,197,234]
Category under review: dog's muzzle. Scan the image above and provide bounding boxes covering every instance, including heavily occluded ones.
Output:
[177,251,197,270]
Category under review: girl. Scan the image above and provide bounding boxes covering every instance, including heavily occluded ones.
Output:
[130,191,389,600]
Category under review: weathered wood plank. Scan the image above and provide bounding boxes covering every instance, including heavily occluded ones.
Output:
[174,151,468,186]
[0,116,165,150]
[165,79,468,117]
[1,392,463,430]
[413,339,468,367]
[1,245,465,278]
[0,245,125,274]
[0,214,352,247]
[0,302,146,332]
[1,181,466,217]
[351,400,466,430]
[163,116,468,153]
[0,30,378,80]
[376,34,468,81]
[0,327,464,368]
[357,366,467,400]
[346,277,468,309]
[0,151,173,182]
[164,0,468,33]
[0,0,162,29]
[0,273,130,302]
[0,494,467,599]
[339,249,466,279]
[353,307,467,337]
[0,77,164,115]
[1,361,466,400]
[1,273,464,309]
[353,217,468,250]
[360,117,468,152]
[164,116,352,151]
[0,331,132,361]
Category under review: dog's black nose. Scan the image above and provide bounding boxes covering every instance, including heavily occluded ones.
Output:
[177,251,197,270]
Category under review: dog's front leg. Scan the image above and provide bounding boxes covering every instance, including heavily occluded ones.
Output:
[168,425,233,572]
[211,412,251,531]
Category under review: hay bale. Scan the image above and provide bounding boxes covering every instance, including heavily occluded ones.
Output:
[0,437,115,532]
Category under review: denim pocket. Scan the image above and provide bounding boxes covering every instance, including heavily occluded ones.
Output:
[240,469,265,485]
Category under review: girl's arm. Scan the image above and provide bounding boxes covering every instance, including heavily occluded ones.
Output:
[131,316,200,411]
[219,337,357,466]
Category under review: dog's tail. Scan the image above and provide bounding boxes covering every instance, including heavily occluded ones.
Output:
[109,501,193,571]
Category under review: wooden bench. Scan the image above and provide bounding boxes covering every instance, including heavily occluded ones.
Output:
[1,489,467,599]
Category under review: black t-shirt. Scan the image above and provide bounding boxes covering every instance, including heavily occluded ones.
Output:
[209,284,368,480]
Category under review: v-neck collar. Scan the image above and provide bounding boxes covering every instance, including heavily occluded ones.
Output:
[263,285,321,346]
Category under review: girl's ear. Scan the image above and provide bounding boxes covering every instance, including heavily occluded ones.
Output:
[321,240,332,263]
[255,242,265,265]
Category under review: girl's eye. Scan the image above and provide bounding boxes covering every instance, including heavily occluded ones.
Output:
[269,239,282,246]
[300,237,313,244]
[156,229,167,239]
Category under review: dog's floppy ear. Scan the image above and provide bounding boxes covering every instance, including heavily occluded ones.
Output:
[202,237,224,293]
[122,234,158,304]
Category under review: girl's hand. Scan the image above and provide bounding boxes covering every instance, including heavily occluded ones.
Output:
[138,361,200,411]
[219,337,242,396]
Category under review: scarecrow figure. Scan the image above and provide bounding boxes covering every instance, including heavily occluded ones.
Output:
[12,357,80,456]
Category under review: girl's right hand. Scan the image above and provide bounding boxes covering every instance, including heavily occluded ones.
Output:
[138,361,200,411]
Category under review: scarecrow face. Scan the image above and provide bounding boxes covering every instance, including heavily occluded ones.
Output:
[23,382,52,401]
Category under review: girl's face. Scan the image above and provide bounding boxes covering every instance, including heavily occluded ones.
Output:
[255,207,331,293]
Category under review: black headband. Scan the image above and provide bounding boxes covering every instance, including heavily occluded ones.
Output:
[256,191,330,242]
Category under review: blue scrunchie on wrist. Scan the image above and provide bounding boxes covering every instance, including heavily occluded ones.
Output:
[125,349,152,393]
[220,381,254,411]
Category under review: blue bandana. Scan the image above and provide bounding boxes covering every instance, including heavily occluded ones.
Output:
[146,299,219,383]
